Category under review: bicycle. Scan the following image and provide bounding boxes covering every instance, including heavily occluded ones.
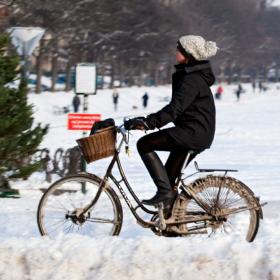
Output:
[37,125,265,242]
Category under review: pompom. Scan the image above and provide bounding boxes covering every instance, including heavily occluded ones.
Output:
[204,41,219,57]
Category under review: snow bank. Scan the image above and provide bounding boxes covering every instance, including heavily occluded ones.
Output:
[0,234,279,280]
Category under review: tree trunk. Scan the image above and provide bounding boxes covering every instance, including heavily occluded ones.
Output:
[119,60,124,87]
[155,62,160,86]
[128,59,134,86]
[140,59,145,86]
[65,59,73,92]
[51,53,58,92]
[35,41,44,94]
[147,60,154,86]
[110,59,115,89]
[0,175,10,189]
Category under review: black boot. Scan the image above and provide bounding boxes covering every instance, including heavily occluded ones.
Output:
[140,152,177,206]
[142,192,177,206]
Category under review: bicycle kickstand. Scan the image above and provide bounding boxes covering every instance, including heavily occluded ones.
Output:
[155,202,167,231]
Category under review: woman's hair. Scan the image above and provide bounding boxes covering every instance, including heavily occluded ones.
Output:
[177,41,197,64]
[186,54,196,64]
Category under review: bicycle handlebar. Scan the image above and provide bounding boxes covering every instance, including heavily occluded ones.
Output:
[116,122,147,147]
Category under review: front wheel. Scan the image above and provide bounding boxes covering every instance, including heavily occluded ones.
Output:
[37,173,123,238]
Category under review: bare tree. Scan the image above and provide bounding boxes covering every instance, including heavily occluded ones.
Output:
[7,0,280,87]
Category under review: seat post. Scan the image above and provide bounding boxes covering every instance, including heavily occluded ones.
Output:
[181,150,195,173]
[174,150,195,190]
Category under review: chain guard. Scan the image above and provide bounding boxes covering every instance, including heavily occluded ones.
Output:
[150,193,190,237]
[150,214,180,237]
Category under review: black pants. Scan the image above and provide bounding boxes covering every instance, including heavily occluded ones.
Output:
[137,130,196,188]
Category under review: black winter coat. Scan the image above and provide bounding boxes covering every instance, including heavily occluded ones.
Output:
[146,60,216,151]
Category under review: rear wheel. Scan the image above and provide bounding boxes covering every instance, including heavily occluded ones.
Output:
[179,176,260,242]
[37,173,123,238]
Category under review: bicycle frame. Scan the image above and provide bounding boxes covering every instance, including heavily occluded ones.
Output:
[82,126,158,228]
[82,126,215,227]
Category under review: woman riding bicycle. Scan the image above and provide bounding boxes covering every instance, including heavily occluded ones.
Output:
[124,35,219,208]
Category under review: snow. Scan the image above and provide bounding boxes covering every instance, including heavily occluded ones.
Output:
[1,235,279,280]
[1,82,280,279]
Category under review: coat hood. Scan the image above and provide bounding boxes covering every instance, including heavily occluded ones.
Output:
[175,61,216,86]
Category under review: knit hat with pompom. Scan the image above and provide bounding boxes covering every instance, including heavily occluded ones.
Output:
[177,35,219,61]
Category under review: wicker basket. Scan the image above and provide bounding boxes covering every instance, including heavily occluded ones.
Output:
[76,126,116,163]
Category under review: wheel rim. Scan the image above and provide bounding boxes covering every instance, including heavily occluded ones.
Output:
[38,176,120,238]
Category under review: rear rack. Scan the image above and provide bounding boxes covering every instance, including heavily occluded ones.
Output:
[194,161,238,173]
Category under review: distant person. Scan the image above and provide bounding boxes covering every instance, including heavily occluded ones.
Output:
[235,84,243,101]
[112,88,119,111]
[215,85,223,100]
[258,81,263,92]
[72,95,81,113]
[252,81,256,93]
[142,92,149,108]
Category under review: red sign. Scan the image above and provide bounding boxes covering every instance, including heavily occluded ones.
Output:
[68,113,101,131]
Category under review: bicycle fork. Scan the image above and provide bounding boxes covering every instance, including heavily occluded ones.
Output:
[80,177,109,216]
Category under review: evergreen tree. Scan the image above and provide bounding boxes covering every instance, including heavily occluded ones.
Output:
[0,34,48,189]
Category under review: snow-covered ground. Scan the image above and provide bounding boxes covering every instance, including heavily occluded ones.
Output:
[0,83,280,280]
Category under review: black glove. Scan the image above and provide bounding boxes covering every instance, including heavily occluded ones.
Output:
[124,117,149,130]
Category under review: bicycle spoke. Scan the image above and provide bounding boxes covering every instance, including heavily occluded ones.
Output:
[47,219,69,234]
[43,216,67,221]
[68,195,78,210]
[220,205,251,216]
[87,217,118,224]
[44,217,68,227]
[64,223,76,234]
[52,196,70,212]
[45,206,68,212]
[224,219,238,233]
[77,225,83,232]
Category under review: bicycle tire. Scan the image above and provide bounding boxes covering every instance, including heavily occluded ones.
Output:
[180,175,260,242]
[37,173,123,238]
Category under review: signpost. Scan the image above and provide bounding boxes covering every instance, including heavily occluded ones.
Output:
[74,63,97,135]
[72,63,98,189]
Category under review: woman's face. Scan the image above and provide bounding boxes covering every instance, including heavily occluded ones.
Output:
[176,50,187,64]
